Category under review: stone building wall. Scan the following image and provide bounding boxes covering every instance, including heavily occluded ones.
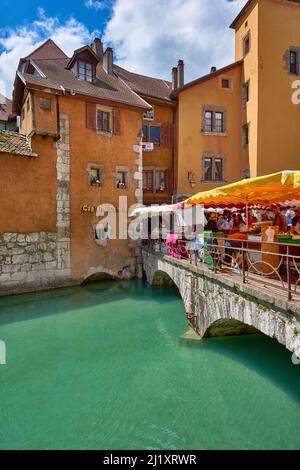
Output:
[0,114,71,296]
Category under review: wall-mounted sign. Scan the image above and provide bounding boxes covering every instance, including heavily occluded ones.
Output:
[142,142,154,152]
[82,205,97,213]
[143,108,154,121]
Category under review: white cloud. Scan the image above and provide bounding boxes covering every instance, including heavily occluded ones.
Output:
[0,1,249,98]
[104,0,248,82]
[0,9,93,97]
[85,0,107,10]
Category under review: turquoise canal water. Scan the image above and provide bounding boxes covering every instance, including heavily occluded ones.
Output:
[0,280,300,450]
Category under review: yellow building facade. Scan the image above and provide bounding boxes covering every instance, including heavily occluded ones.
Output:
[173,0,300,200]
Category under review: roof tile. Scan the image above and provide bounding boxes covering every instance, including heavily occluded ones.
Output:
[20,58,150,109]
[114,65,173,101]
[0,130,37,157]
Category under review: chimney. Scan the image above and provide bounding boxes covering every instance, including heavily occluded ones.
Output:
[210,66,217,73]
[172,67,178,90]
[177,60,184,88]
[103,47,113,75]
[91,38,103,62]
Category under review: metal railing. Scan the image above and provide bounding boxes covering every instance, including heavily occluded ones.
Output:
[143,236,300,301]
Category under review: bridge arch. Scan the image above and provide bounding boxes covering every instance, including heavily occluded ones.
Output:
[142,249,300,353]
[151,268,192,315]
[81,267,116,284]
[203,318,258,338]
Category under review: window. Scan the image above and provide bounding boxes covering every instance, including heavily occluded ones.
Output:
[143,171,153,192]
[89,168,103,187]
[290,51,297,74]
[143,108,154,121]
[221,79,230,89]
[142,125,148,142]
[150,126,160,145]
[116,171,128,189]
[97,110,111,133]
[142,124,161,146]
[203,108,226,134]
[215,112,224,133]
[203,156,224,182]
[204,111,213,132]
[243,32,250,56]
[243,124,249,147]
[204,157,213,181]
[39,97,52,110]
[155,171,166,192]
[78,61,93,82]
[242,81,250,105]
[214,158,223,181]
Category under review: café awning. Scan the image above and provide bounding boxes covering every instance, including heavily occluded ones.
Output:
[185,171,300,206]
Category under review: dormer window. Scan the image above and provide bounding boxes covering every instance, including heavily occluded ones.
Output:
[78,61,94,82]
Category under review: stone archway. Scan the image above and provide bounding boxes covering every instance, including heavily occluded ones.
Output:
[142,250,300,353]
[81,266,117,284]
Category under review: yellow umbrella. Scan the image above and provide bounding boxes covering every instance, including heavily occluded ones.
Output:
[185,170,300,206]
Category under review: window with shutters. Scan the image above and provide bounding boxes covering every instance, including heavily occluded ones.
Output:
[97,108,112,133]
[143,168,172,194]
[142,124,161,146]
[86,103,121,135]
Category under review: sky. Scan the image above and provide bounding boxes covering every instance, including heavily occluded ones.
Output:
[0,0,248,98]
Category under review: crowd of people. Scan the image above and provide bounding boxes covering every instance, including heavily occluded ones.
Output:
[204,207,300,235]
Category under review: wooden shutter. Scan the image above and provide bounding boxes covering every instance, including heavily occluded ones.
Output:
[113,109,121,135]
[160,123,176,147]
[86,102,96,129]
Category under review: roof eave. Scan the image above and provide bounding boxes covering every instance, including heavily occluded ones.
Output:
[230,0,254,29]
[171,60,243,97]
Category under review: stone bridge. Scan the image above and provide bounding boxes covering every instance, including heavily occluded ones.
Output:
[142,249,300,355]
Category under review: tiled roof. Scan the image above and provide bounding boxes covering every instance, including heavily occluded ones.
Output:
[0,131,37,157]
[171,60,243,97]
[114,65,173,101]
[23,38,68,60]
[19,58,150,110]
[0,94,13,122]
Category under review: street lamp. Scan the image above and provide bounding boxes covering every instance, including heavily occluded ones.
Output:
[188,172,197,189]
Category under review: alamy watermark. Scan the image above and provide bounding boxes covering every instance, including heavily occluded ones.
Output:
[291,80,300,104]
[93,198,205,243]
[0,340,6,365]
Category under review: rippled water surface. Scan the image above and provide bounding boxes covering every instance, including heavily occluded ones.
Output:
[0,280,299,449]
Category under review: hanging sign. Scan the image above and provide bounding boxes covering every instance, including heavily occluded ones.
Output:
[142,142,154,152]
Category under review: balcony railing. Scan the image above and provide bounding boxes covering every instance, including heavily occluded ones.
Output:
[143,236,300,302]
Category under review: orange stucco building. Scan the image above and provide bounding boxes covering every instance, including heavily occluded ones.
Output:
[0,39,151,294]
[172,0,300,200]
